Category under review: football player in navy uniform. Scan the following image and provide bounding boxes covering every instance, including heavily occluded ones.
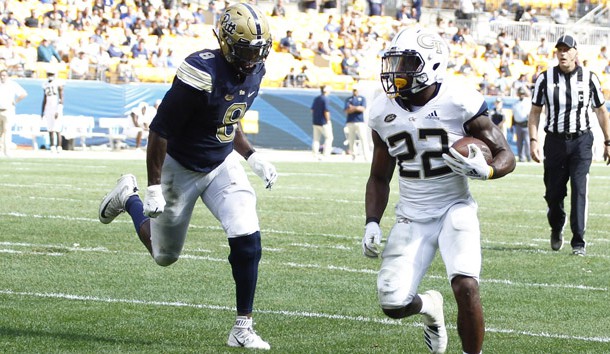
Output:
[362,27,515,353]
[98,4,276,350]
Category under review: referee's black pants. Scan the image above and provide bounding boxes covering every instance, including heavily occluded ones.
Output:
[543,131,593,249]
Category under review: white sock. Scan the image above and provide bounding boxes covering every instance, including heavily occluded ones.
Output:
[419,292,434,315]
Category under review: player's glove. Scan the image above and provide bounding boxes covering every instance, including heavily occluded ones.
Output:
[143,184,165,218]
[362,222,382,258]
[247,152,278,189]
[442,145,493,180]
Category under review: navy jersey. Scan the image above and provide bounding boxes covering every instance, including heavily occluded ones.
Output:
[150,49,265,173]
[311,95,329,126]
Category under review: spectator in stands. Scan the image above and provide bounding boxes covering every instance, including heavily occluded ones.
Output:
[536,37,550,58]
[131,39,149,61]
[283,67,296,87]
[456,0,475,19]
[0,69,28,157]
[300,0,318,14]
[511,73,530,96]
[512,37,526,61]
[323,15,340,34]
[604,60,610,74]
[341,50,360,79]
[0,39,25,76]
[24,9,40,28]
[0,24,10,46]
[519,6,538,23]
[295,65,311,88]
[411,0,422,22]
[43,2,65,29]
[2,11,21,27]
[279,30,302,60]
[117,53,137,83]
[458,57,474,75]
[396,3,410,22]
[303,32,317,52]
[551,3,569,25]
[314,41,330,56]
[271,0,287,16]
[150,47,168,68]
[107,41,124,58]
[192,7,206,23]
[494,69,511,96]
[37,39,62,63]
[598,46,608,61]
[478,73,491,95]
[91,45,111,81]
[311,85,334,159]
[69,50,90,80]
[321,0,339,13]
[166,48,178,69]
[367,0,384,16]
[530,64,544,87]
[451,27,465,45]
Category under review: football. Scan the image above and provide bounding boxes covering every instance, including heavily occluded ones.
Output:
[451,137,493,164]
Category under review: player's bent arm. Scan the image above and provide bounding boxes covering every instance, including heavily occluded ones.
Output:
[234,122,255,159]
[146,130,167,186]
[365,130,395,222]
[466,115,516,179]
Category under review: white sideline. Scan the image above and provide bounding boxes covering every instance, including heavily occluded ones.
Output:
[0,288,608,344]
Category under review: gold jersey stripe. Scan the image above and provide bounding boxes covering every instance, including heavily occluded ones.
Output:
[176,62,212,92]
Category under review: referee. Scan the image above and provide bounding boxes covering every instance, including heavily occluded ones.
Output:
[528,34,610,256]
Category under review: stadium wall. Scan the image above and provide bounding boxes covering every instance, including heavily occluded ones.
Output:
[13,79,605,156]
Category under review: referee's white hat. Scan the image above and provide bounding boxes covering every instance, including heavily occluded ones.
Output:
[555,35,577,49]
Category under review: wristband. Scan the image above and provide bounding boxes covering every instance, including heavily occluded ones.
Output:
[365,217,380,225]
[604,140,610,146]
[244,149,255,160]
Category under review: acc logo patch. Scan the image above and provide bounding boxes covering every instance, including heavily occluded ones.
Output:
[384,114,397,122]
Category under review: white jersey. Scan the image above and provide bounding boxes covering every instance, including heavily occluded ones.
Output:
[368,78,487,221]
[42,78,64,117]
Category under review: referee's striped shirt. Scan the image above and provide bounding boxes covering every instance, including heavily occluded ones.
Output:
[531,65,605,134]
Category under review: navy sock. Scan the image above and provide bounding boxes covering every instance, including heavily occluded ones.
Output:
[228,232,262,315]
[125,195,148,234]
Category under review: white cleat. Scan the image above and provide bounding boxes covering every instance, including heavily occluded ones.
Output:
[422,290,448,354]
[227,316,270,350]
[98,174,139,224]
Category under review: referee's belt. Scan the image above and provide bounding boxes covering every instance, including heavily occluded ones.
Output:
[545,129,590,140]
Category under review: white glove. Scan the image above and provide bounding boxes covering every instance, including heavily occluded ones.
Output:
[247,152,278,189]
[362,222,382,258]
[442,145,493,180]
[143,184,165,218]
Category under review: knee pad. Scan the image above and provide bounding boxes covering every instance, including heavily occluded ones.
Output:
[377,268,414,308]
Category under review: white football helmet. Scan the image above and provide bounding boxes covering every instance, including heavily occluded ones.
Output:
[380,27,449,98]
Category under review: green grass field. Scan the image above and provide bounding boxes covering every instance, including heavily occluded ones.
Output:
[1,155,609,353]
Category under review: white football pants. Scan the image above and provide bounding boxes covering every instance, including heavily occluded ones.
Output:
[377,202,481,308]
[150,153,259,262]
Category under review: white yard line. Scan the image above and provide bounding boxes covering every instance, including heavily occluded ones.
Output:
[0,288,608,343]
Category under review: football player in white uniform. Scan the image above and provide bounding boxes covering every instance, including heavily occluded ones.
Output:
[362,27,515,354]
[41,69,65,153]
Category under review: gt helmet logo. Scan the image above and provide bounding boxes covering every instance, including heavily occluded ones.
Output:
[417,34,444,54]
